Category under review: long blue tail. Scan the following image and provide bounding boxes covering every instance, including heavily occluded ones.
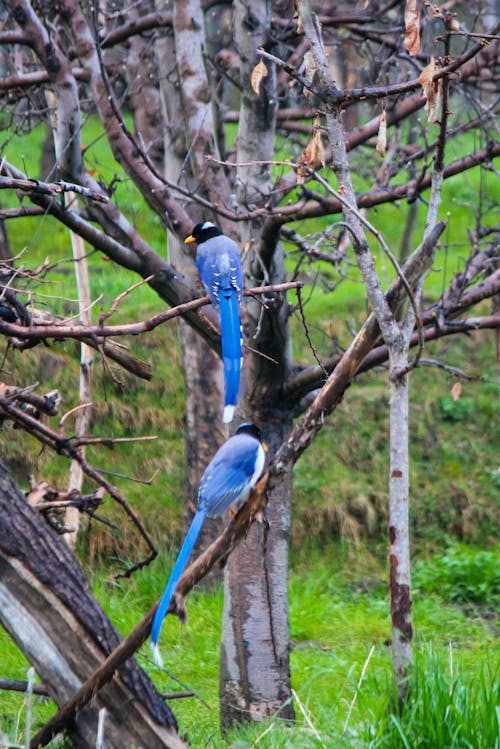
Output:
[151,509,206,665]
[219,288,241,423]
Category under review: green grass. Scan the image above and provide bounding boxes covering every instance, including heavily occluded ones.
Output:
[1,547,498,747]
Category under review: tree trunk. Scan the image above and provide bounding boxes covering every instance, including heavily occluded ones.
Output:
[0,460,184,749]
[388,347,413,703]
[124,0,164,170]
[64,196,94,548]
[219,0,295,726]
[220,422,294,725]
[154,3,228,553]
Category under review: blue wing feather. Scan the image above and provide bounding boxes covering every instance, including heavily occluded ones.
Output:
[151,509,206,653]
[199,437,260,518]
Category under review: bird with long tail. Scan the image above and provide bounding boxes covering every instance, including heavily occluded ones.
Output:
[151,422,267,665]
[185,221,243,423]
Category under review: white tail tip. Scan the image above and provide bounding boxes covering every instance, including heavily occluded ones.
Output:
[223,405,235,423]
[151,642,164,668]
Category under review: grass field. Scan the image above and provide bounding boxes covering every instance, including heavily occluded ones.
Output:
[1,543,499,747]
[0,116,499,747]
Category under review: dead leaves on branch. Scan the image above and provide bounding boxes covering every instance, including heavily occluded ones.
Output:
[419,57,442,123]
[297,120,325,184]
[404,0,421,56]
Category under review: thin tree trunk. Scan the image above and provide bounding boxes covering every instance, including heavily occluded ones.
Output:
[64,195,94,548]
[0,460,184,749]
[44,85,93,547]
[220,423,294,725]
[388,346,413,701]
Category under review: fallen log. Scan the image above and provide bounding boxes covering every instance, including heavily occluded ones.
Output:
[0,460,185,749]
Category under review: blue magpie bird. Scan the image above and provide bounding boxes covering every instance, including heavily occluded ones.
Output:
[151,422,266,665]
[185,221,243,423]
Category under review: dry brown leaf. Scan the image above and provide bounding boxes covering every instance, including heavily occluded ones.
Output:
[451,381,462,401]
[376,109,387,157]
[311,129,325,168]
[296,128,325,183]
[419,57,442,123]
[250,59,268,95]
[303,50,317,97]
[419,57,436,92]
[404,0,421,56]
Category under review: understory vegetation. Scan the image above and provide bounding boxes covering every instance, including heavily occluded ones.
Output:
[0,118,498,747]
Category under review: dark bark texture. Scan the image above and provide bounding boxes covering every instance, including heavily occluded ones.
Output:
[0,460,184,749]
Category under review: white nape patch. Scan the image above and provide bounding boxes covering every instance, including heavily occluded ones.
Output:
[223,404,236,423]
[251,444,266,486]
[151,641,164,668]
[201,221,216,230]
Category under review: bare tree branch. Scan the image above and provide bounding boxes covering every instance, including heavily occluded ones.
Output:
[0,175,109,203]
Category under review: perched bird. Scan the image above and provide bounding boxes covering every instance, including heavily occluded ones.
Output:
[151,422,266,665]
[185,221,243,423]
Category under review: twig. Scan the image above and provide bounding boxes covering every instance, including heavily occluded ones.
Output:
[99,275,155,324]
[306,167,423,351]
[139,655,210,709]
[70,435,157,448]
[0,175,109,204]
[95,466,161,485]
[0,679,49,697]
[417,358,483,380]
[161,690,195,700]
[296,287,328,380]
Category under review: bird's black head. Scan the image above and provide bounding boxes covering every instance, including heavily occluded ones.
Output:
[184,221,223,245]
[235,422,263,443]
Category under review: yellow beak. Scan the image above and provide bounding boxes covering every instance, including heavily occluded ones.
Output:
[184,234,196,244]
[263,442,269,452]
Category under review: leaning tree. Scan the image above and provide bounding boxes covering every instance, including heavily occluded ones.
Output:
[0,0,498,745]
